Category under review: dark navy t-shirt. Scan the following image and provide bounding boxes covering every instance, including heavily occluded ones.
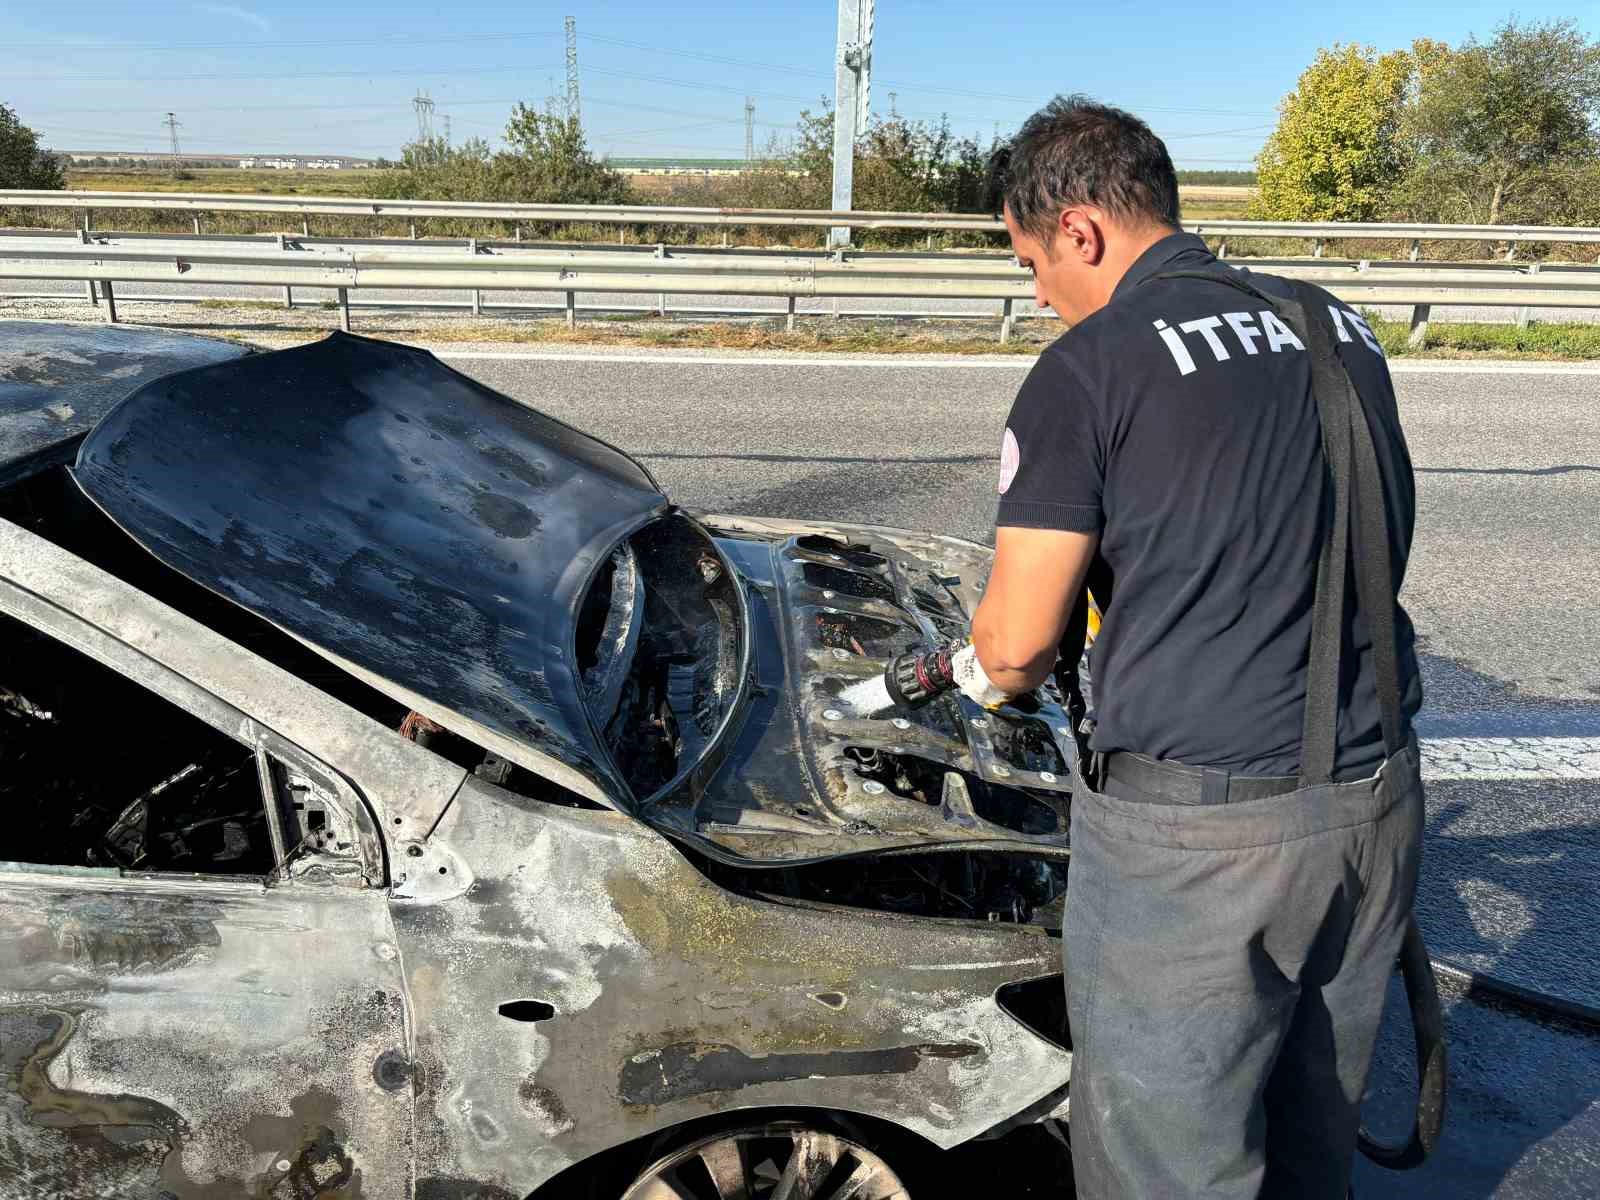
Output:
[996,234,1422,779]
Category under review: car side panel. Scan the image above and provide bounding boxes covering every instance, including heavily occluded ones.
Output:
[392,778,1073,1197]
[0,874,411,1200]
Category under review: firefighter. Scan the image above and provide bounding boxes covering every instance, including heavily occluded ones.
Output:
[966,96,1424,1198]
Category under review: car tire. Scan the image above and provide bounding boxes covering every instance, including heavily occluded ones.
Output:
[619,1119,911,1199]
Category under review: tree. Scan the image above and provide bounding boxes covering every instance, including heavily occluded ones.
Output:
[493,104,628,205]
[1400,18,1600,225]
[0,102,66,189]
[374,103,629,208]
[1250,44,1414,221]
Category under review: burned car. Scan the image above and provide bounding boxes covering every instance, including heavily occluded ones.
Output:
[1,324,1082,1198]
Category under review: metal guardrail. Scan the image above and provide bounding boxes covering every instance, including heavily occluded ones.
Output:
[5,231,1600,345]
[0,189,999,234]
[7,191,1600,255]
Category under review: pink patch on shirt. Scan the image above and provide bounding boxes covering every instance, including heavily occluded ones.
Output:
[998,427,1020,494]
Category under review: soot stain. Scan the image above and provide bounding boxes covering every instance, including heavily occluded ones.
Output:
[470,493,539,540]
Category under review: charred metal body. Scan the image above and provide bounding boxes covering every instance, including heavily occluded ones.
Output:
[0,328,1073,1198]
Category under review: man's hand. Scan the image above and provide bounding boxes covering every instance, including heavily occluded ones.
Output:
[971,526,1100,695]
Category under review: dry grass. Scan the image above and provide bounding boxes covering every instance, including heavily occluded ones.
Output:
[66,167,398,197]
[375,318,1050,355]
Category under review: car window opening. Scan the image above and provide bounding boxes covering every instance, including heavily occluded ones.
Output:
[1,608,276,875]
[0,465,597,810]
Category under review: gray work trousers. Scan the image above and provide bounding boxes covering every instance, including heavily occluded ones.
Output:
[1062,741,1424,1199]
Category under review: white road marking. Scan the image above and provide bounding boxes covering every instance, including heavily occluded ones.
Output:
[429,347,1600,375]
[430,349,1038,368]
[1420,737,1600,780]
[1388,360,1600,376]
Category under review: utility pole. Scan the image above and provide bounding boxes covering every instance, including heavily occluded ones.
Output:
[412,90,435,143]
[744,97,756,165]
[163,112,183,174]
[830,0,873,247]
[564,16,581,125]
[444,114,451,148]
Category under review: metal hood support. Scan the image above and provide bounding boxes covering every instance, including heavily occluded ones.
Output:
[71,332,668,807]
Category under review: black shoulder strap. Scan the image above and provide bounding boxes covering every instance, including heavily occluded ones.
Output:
[1141,267,1404,785]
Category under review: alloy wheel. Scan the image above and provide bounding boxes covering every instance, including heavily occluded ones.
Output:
[620,1121,910,1200]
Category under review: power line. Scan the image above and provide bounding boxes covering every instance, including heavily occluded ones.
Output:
[8,24,1274,119]
[2,31,562,52]
[18,63,562,84]
[576,32,1273,116]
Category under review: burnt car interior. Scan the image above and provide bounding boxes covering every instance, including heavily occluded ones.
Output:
[2,605,275,875]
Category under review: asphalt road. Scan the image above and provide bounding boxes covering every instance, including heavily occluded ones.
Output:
[430,346,1600,1199]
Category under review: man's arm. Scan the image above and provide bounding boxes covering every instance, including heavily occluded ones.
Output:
[971,526,1100,694]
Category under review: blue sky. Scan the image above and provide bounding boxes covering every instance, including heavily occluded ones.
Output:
[3,2,1595,167]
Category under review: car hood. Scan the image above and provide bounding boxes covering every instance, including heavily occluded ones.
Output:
[1,321,247,487]
[72,332,667,807]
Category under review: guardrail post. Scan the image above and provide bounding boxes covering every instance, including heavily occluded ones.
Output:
[786,295,797,333]
[515,225,522,242]
[565,290,576,328]
[1217,240,1228,259]
[277,233,293,309]
[1408,304,1431,349]
[469,238,482,316]
[82,210,91,234]
[1000,298,1015,344]
[1313,238,1325,259]
[302,216,310,237]
[410,223,417,240]
[192,215,201,235]
[1409,239,1421,262]
[101,281,117,324]
[721,231,729,249]
[79,228,97,306]
[337,287,351,333]
[1518,263,1539,328]
[655,243,668,317]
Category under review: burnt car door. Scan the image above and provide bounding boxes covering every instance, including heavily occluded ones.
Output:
[0,592,413,1199]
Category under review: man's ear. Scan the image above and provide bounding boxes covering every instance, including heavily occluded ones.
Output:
[1058,206,1105,265]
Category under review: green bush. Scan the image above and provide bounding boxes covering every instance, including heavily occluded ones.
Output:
[0,102,65,189]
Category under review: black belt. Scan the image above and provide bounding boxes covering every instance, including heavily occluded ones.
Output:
[1101,751,1301,806]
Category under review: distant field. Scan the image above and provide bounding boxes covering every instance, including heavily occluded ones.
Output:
[66,167,400,197]
[1181,186,1255,220]
[62,168,1253,217]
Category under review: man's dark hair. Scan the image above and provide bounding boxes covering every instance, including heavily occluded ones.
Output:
[985,95,1181,241]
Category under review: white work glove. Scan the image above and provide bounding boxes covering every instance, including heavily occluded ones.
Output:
[951,642,1013,710]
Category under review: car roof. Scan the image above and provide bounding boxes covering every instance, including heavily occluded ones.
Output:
[0,320,249,486]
